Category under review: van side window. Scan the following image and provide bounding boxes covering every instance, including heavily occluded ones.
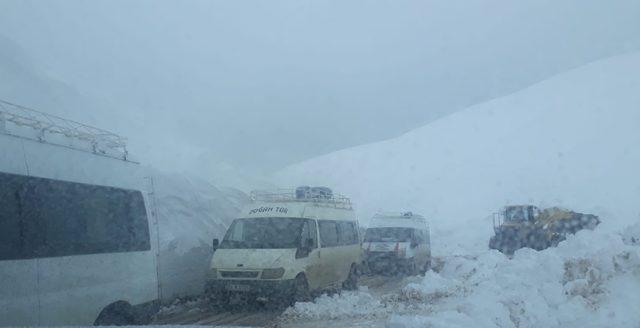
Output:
[318,220,339,247]
[300,219,318,248]
[0,174,25,261]
[412,229,424,244]
[337,221,358,245]
[0,171,150,261]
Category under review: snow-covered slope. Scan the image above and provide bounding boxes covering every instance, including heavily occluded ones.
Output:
[278,52,640,255]
[151,169,249,299]
[279,53,640,328]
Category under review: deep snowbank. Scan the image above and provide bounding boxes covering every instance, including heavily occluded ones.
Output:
[389,229,640,328]
[151,170,249,299]
[277,52,640,255]
[284,228,640,328]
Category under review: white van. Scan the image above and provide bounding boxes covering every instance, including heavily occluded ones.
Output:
[0,103,159,326]
[205,187,361,303]
[363,212,431,275]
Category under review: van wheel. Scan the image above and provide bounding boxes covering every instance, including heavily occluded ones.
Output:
[209,292,231,310]
[342,264,359,291]
[94,301,135,326]
[292,274,311,304]
[419,257,431,275]
[408,260,419,276]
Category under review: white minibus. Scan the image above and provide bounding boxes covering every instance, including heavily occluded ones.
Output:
[205,187,362,304]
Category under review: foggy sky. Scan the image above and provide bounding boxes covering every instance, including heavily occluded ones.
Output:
[1,0,639,173]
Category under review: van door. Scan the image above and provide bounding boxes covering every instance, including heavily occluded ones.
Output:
[0,137,40,326]
[318,220,341,287]
[23,176,158,325]
[300,219,323,290]
[0,171,39,326]
[336,221,359,282]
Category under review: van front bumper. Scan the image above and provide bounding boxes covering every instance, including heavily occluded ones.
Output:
[205,279,296,297]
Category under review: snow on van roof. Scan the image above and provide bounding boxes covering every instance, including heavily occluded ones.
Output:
[250,188,353,210]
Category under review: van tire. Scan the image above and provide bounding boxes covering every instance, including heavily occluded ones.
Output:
[292,274,311,304]
[408,260,419,276]
[94,301,135,326]
[342,264,359,291]
[423,257,432,273]
[209,292,231,309]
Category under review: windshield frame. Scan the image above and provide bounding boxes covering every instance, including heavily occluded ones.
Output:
[219,217,312,250]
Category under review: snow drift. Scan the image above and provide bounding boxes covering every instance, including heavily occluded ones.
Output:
[278,52,640,328]
[284,229,640,328]
[152,170,249,299]
[277,52,640,255]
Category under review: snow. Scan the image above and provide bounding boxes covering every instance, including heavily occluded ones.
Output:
[151,169,249,300]
[395,229,640,328]
[284,229,640,328]
[277,53,640,327]
[277,52,640,256]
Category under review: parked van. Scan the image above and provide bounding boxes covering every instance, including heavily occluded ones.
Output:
[0,102,159,326]
[205,187,361,303]
[363,212,431,275]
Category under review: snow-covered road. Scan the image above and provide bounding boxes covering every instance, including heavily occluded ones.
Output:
[152,274,422,327]
[153,225,640,328]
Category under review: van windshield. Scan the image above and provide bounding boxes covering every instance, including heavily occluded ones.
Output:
[219,217,307,249]
[364,227,413,242]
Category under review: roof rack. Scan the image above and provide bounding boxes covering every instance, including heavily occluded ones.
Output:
[0,99,131,162]
[250,189,353,210]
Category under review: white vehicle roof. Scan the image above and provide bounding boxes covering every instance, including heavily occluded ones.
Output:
[240,189,355,221]
[368,212,428,229]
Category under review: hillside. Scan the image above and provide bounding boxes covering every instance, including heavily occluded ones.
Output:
[277,52,640,255]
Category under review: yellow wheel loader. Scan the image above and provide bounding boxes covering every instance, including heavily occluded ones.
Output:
[489,205,599,255]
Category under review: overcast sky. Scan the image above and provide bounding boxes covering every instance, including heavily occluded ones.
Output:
[1,0,639,173]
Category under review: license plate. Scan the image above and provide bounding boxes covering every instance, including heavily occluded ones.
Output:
[374,244,390,251]
[227,284,251,292]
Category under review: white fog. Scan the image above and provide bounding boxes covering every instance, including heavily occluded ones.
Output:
[0,1,639,327]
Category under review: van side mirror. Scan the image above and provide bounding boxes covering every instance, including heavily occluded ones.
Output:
[212,238,219,250]
[305,238,314,249]
[410,240,419,248]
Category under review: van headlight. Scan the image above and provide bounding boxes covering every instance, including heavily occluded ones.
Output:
[208,268,218,279]
[261,268,285,279]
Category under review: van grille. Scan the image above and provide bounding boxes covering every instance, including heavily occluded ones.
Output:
[219,271,259,278]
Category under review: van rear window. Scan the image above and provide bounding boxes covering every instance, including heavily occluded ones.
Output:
[364,227,413,243]
[0,171,150,261]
